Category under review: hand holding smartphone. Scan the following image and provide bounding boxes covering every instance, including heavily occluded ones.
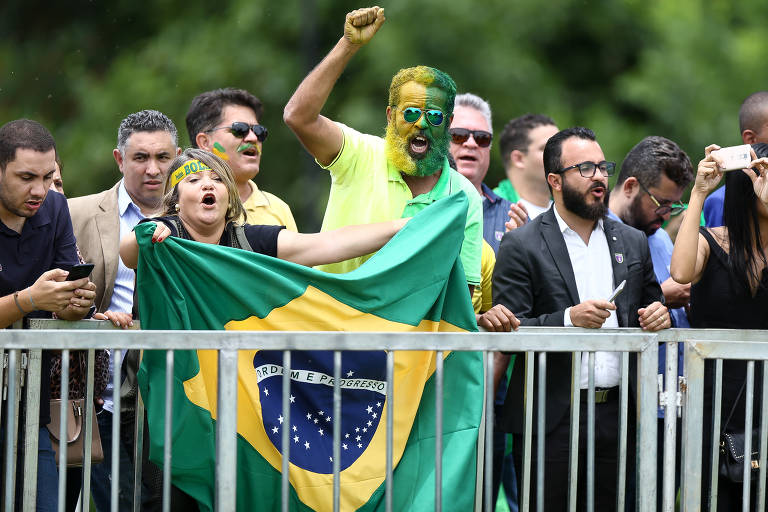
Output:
[66,263,94,281]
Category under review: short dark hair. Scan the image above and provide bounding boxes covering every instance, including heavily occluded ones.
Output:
[543,126,596,177]
[615,136,693,189]
[499,113,556,169]
[739,92,768,134]
[0,119,56,171]
[117,110,178,156]
[186,88,264,148]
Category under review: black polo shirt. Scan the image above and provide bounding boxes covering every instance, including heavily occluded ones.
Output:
[0,191,79,426]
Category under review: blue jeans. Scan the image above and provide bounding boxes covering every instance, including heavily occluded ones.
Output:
[90,410,135,511]
[36,427,58,512]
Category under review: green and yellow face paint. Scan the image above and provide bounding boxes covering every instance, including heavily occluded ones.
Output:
[237,142,261,156]
[212,142,229,161]
[384,66,455,177]
[170,159,212,188]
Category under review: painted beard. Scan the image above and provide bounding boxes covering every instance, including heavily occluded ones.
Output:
[561,177,607,221]
[384,122,451,177]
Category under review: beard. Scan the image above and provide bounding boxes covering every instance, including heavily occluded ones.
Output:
[561,177,607,221]
[384,122,451,177]
[623,194,662,235]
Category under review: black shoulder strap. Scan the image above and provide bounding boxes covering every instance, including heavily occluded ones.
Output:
[231,224,253,252]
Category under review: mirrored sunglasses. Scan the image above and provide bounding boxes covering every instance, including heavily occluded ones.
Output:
[401,107,445,127]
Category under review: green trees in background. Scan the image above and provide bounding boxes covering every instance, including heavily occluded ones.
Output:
[2,0,766,228]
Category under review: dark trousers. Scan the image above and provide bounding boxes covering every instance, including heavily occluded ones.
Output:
[512,390,635,512]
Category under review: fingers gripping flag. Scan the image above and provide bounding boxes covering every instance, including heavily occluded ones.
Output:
[136,193,484,511]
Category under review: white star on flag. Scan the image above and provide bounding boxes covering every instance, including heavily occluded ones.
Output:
[293,436,299,443]
[347,370,354,377]
[304,441,310,450]
[272,426,278,434]
[290,395,295,403]
[278,415,284,424]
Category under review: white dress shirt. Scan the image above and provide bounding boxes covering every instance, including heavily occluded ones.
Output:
[103,180,145,413]
[553,205,620,388]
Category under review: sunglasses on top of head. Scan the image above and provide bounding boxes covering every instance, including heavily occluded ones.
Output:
[208,122,268,142]
[449,128,493,148]
[398,107,446,127]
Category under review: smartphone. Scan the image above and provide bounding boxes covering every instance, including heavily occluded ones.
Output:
[711,144,752,171]
[607,280,626,303]
[66,263,94,281]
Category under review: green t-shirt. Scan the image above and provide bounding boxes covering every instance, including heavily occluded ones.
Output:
[317,123,482,285]
[493,179,520,203]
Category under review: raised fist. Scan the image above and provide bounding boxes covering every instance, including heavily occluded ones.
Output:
[344,6,386,45]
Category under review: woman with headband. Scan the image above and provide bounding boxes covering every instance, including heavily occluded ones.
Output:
[119,148,408,269]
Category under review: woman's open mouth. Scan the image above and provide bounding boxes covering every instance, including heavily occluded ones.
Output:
[201,193,216,207]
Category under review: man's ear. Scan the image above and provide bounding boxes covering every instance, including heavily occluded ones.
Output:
[622,176,639,198]
[510,149,526,169]
[113,149,124,173]
[743,129,757,144]
[386,106,393,124]
[176,147,182,156]
[196,132,211,150]
[547,172,561,191]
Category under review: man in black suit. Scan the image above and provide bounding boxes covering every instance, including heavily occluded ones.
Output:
[493,126,670,511]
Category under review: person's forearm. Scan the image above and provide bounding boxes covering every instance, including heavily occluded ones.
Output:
[670,191,706,284]
[119,232,139,269]
[56,305,89,322]
[0,293,27,328]
[284,37,360,129]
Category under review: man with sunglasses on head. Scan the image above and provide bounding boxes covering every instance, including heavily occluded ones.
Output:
[606,136,694,508]
[69,109,181,510]
[187,87,297,230]
[493,127,669,511]
[283,7,482,295]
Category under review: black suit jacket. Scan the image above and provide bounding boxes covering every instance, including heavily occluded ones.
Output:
[493,207,663,434]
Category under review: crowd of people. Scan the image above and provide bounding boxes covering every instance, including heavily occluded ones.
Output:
[1,5,767,512]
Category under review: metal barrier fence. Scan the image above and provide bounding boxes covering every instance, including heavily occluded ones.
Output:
[1,322,766,512]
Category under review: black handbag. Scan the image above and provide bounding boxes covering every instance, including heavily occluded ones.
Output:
[719,381,760,482]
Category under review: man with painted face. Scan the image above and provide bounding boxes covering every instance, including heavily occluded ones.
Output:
[283,6,482,295]
[493,127,670,511]
[186,87,297,230]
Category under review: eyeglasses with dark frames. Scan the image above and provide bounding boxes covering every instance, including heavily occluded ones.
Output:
[636,179,686,216]
[555,161,616,178]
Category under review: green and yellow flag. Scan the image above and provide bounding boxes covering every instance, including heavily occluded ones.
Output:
[136,193,483,511]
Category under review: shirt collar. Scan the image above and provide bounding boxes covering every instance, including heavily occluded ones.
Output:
[244,180,269,208]
[606,209,622,224]
[406,158,452,204]
[553,203,604,234]
[117,180,144,218]
[481,183,502,203]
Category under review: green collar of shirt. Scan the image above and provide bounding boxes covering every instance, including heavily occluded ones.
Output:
[402,158,453,216]
[492,179,520,203]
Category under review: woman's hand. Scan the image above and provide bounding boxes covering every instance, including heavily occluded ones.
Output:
[152,222,172,243]
[692,144,726,196]
[747,156,768,206]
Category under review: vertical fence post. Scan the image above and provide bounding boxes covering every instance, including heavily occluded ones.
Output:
[662,341,678,512]
[434,351,444,512]
[216,349,238,511]
[636,337,658,511]
[681,342,704,511]
[568,352,581,512]
[22,350,41,510]
[281,350,292,512]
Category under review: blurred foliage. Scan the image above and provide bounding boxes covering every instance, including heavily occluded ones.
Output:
[2,0,767,229]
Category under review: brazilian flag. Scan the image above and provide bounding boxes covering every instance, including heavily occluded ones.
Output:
[136,193,484,511]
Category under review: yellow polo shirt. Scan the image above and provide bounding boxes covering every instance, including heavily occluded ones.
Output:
[472,240,496,314]
[242,180,297,231]
[316,123,482,285]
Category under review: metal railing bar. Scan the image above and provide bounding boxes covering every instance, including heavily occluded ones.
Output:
[742,361,755,511]
[281,350,291,512]
[215,349,238,511]
[709,359,723,512]
[536,352,546,512]
[111,349,122,512]
[616,351,629,512]
[586,352,595,512]
[22,349,41,510]
[332,351,341,512]
[759,361,768,511]
[521,351,534,512]
[662,342,678,512]
[484,351,494,512]
[82,349,95,510]
[658,329,768,343]
[4,349,19,511]
[636,338,659,511]
[133,389,145,512]
[162,350,174,512]
[4,328,662,352]
[434,350,443,512]
[567,351,581,512]
[385,350,394,512]
[57,349,70,512]
[681,342,704,510]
